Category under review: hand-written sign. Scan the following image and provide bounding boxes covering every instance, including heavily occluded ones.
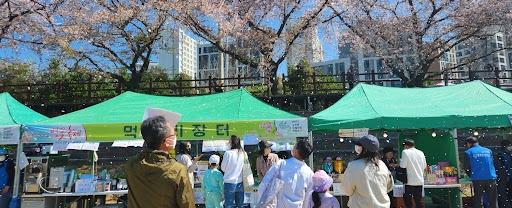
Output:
[22,125,86,143]
[338,128,369,138]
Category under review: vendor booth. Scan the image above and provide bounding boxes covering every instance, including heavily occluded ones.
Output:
[20,89,308,207]
[310,80,512,208]
[0,92,48,207]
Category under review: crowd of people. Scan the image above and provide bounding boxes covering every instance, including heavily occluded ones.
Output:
[124,113,512,208]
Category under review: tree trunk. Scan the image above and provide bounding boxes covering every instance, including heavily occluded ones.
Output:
[404,76,425,87]
[269,65,280,95]
[126,71,143,92]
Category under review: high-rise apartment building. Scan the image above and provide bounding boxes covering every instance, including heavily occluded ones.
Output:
[198,43,263,88]
[288,26,324,67]
[158,29,198,78]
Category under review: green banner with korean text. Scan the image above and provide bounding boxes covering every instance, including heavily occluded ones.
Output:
[83,119,308,142]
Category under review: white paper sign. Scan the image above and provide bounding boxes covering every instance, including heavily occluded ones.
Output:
[0,125,20,145]
[52,140,70,152]
[19,151,29,170]
[66,142,100,151]
[338,128,369,138]
[143,108,181,126]
[112,140,144,147]
[275,119,308,138]
[202,140,229,152]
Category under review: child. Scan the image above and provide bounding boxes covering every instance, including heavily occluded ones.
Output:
[307,170,340,208]
[202,155,224,208]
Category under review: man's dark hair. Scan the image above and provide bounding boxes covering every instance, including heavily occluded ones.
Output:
[295,140,313,160]
[403,139,415,147]
[465,137,478,145]
[141,116,170,150]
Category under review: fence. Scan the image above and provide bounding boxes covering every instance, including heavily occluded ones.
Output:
[1,68,511,105]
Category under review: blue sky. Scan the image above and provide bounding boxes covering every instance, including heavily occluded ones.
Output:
[0,32,339,75]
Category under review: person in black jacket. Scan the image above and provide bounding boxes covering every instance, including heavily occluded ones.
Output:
[494,140,512,208]
[383,146,398,208]
[0,147,15,208]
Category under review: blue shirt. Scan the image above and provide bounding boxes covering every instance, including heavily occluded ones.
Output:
[465,145,497,181]
[202,168,224,193]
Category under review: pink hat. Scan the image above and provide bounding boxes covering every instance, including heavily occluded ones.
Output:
[312,170,333,192]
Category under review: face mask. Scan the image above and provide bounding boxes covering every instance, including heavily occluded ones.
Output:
[169,139,177,149]
[507,146,512,151]
[355,145,363,155]
[0,155,5,162]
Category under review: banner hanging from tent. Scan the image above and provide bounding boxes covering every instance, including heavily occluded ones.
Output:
[0,125,20,145]
[22,125,87,143]
[83,118,308,141]
[22,119,307,142]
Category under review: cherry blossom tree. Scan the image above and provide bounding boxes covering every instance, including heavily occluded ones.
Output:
[329,0,512,87]
[0,0,61,46]
[175,0,334,94]
[47,0,175,91]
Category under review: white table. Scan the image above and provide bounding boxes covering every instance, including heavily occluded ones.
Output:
[393,184,462,208]
[41,190,128,197]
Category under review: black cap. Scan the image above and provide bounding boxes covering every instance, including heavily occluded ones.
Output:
[354,134,379,152]
[258,140,273,150]
[383,146,394,154]
[403,139,415,147]
[465,137,478,145]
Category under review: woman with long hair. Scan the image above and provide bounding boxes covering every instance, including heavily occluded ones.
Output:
[256,140,279,180]
[176,141,202,188]
[221,135,248,208]
[340,135,393,208]
[306,170,340,208]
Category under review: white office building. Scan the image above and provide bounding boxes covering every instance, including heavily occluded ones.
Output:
[455,31,511,83]
[288,26,324,67]
[158,29,198,78]
[311,40,460,87]
[198,43,263,87]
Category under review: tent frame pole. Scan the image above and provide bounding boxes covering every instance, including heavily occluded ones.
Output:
[308,131,313,168]
[13,127,23,198]
[451,128,463,208]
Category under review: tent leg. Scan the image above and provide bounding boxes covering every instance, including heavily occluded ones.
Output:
[308,132,313,168]
[451,129,463,208]
[13,141,23,198]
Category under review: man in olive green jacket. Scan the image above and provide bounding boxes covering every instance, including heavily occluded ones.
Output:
[126,113,195,208]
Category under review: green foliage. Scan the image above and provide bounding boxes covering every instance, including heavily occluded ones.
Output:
[245,84,268,95]
[287,59,313,95]
[170,73,194,95]
[0,62,38,85]
[287,59,341,95]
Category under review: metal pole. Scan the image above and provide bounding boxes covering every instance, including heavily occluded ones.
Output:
[13,125,23,198]
[450,129,463,208]
[308,131,314,168]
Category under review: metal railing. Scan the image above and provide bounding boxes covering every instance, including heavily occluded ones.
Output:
[1,68,511,105]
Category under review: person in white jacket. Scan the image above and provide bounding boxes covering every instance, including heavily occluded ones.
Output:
[259,140,314,208]
[221,135,247,208]
[341,135,393,208]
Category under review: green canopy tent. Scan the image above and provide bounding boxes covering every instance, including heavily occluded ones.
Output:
[0,92,47,126]
[309,81,512,208]
[0,92,47,144]
[310,80,512,131]
[25,88,307,142]
[0,92,48,201]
